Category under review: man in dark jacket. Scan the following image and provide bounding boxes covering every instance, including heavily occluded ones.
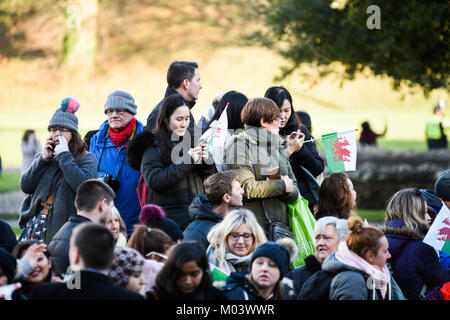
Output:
[146,61,202,130]
[183,170,243,250]
[48,179,116,277]
[287,216,348,298]
[31,223,144,300]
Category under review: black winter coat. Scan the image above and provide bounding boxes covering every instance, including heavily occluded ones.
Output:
[281,121,324,211]
[222,271,296,300]
[30,270,144,300]
[127,130,217,230]
[286,255,322,296]
[183,194,223,251]
[47,215,92,276]
[146,86,196,130]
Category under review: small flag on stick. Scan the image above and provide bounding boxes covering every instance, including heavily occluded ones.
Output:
[423,203,450,255]
[321,129,358,173]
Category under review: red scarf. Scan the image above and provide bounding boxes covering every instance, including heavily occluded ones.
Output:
[109,117,136,148]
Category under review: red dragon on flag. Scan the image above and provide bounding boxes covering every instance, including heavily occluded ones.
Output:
[437,218,450,242]
[330,137,352,162]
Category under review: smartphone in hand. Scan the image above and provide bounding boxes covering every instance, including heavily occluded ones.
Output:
[267,167,281,180]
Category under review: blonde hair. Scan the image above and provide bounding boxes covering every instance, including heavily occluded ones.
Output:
[385,188,429,233]
[111,207,127,235]
[207,209,267,269]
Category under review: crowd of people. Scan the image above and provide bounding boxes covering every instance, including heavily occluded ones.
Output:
[1,60,449,301]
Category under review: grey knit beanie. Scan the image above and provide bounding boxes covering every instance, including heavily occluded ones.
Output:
[104,90,137,115]
[48,97,80,132]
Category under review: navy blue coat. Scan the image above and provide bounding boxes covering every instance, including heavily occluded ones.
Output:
[383,220,450,300]
[222,271,296,300]
[183,194,223,251]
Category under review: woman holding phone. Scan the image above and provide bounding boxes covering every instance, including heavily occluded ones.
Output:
[19,98,97,244]
[226,98,299,232]
[264,86,324,212]
[128,93,217,230]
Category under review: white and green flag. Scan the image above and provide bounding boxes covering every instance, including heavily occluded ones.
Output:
[321,129,357,173]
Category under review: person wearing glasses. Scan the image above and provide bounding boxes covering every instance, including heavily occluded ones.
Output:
[89,90,145,237]
[206,209,267,278]
[19,97,97,244]
[225,98,299,233]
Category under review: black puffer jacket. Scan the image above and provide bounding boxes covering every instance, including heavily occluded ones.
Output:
[183,194,223,251]
[47,215,92,276]
[127,130,217,230]
[222,271,296,300]
[281,120,324,211]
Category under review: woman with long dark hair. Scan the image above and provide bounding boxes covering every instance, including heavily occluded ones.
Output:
[202,90,248,171]
[264,86,324,212]
[314,172,357,220]
[128,93,217,230]
[13,240,56,298]
[19,98,97,244]
[147,241,227,300]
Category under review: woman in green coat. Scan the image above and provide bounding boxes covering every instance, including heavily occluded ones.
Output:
[225,98,299,231]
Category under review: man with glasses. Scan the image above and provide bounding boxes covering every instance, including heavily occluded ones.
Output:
[89,90,145,237]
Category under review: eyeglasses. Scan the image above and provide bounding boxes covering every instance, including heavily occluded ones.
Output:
[49,127,70,133]
[146,251,168,261]
[106,109,127,116]
[228,232,254,241]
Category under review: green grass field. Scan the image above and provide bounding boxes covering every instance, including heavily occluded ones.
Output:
[0,172,21,193]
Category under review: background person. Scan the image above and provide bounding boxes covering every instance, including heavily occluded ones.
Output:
[21,129,42,174]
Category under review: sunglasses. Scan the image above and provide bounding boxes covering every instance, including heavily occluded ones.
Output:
[146,251,168,260]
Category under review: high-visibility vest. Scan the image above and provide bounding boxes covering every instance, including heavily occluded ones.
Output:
[426,115,443,140]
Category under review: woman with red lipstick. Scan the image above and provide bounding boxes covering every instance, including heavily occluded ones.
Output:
[12,240,57,298]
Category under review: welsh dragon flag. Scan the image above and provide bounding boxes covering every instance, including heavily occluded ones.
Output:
[322,129,357,173]
[199,104,229,166]
[423,204,450,255]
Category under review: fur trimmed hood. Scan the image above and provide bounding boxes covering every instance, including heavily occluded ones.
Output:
[126,129,155,171]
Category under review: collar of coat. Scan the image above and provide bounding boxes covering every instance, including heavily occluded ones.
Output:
[225,125,284,150]
[380,220,425,240]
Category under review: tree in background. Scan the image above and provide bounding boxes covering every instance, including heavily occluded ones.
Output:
[252,0,449,95]
[61,0,98,72]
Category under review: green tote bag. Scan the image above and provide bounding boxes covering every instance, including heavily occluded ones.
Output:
[287,197,317,267]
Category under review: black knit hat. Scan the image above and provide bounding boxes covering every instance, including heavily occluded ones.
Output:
[435,170,450,201]
[249,241,290,279]
[0,247,17,283]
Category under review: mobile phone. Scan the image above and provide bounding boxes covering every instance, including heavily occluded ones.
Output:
[267,167,281,180]
[289,131,299,139]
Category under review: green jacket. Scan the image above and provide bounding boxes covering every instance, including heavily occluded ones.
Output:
[225,126,299,228]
